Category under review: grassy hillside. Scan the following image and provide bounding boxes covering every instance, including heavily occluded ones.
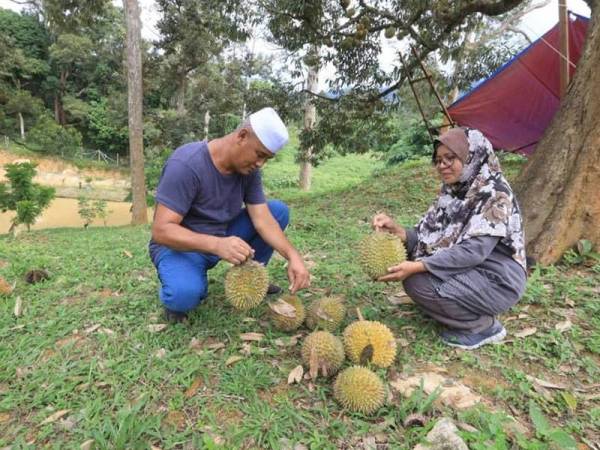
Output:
[0,155,598,449]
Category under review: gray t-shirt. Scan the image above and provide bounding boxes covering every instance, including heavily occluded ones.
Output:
[149,141,266,264]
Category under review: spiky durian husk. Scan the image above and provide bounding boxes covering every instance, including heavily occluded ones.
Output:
[305,296,346,332]
[224,260,268,310]
[301,331,345,376]
[358,232,407,280]
[343,321,397,368]
[333,366,385,414]
[270,294,305,331]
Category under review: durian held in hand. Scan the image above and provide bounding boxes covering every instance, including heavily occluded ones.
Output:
[269,294,305,331]
[333,366,385,414]
[305,296,347,332]
[343,309,397,368]
[224,259,269,310]
[358,231,407,280]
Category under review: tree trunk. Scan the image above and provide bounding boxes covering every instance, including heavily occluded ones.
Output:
[514,3,600,265]
[124,0,147,225]
[204,110,211,140]
[299,46,319,191]
[18,112,25,139]
[175,74,187,115]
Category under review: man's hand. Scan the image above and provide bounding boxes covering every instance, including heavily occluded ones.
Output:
[378,261,425,282]
[215,236,255,265]
[372,213,406,241]
[287,254,310,294]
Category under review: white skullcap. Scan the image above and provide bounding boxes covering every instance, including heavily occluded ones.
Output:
[248,107,289,154]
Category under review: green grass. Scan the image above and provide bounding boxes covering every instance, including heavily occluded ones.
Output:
[1,153,599,449]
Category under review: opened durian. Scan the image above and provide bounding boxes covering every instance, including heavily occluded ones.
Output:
[269,294,305,331]
[224,260,268,310]
[343,320,397,368]
[333,366,385,414]
[301,331,345,378]
[305,296,346,332]
[358,232,407,280]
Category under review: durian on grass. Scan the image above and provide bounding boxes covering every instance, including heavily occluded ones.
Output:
[305,296,346,332]
[269,294,305,331]
[358,231,407,280]
[301,331,345,379]
[343,315,397,368]
[224,260,268,310]
[333,366,385,414]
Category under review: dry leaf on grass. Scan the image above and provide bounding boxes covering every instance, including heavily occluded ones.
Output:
[84,324,101,334]
[555,319,572,333]
[0,275,14,295]
[225,355,244,366]
[240,332,264,342]
[148,324,168,333]
[288,365,304,384]
[387,290,413,305]
[514,327,537,338]
[565,296,575,307]
[154,348,167,358]
[40,409,70,425]
[526,375,568,390]
[206,342,226,351]
[123,250,133,258]
[98,328,115,336]
[184,377,204,398]
[390,372,481,409]
[14,296,23,317]
[163,410,186,430]
[80,439,94,450]
[268,299,297,318]
[0,412,10,423]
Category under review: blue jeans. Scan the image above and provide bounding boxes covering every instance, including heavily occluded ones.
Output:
[154,200,289,312]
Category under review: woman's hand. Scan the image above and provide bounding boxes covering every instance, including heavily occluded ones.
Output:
[371,213,406,241]
[378,261,426,282]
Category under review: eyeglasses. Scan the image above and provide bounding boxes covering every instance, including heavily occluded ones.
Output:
[433,154,458,168]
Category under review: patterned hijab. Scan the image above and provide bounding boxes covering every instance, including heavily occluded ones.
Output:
[413,128,527,271]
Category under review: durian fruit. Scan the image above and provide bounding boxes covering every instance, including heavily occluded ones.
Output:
[224,260,268,310]
[333,366,385,414]
[358,231,407,280]
[305,296,346,332]
[269,294,305,331]
[384,27,396,39]
[301,331,345,378]
[343,320,397,368]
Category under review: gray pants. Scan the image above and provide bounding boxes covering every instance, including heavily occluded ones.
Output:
[403,270,520,333]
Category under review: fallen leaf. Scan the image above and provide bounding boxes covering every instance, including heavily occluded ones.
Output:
[14,296,23,317]
[98,328,115,336]
[240,332,264,342]
[0,275,14,295]
[184,377,204,398]
[242,317,257,323]
[517,313,529,319]
[514,327,537,338]
[154,348,167,358]
[0,412,10,423]
[150,446,162,450]
[206,342,225,351]
[555,319,572,333]
[288,365,304,384]
[40,409,70,425]
[359,344,374,365]
[84,324,101,334]
[526,375,568,390]
[225,355,243,366]
[397,338,410,347]
[268,299,297,318]
[148,324,168,333]
[565,296,575,307]
[561,391,578,413]
[387,293,413,305]
[80,439,94,450]
[390,372,481,409]
[123,250,133,258]
[163,410,186,430]
[240,342,252,355]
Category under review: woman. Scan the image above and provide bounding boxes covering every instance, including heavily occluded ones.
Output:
[372,127,527,350]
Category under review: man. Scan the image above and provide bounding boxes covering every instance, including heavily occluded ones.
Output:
[149,107,310,322]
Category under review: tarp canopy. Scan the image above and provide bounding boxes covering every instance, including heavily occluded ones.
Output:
[447,12,589,155]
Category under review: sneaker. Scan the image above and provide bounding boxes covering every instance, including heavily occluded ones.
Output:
[267,283,282,295]
[164,307,188,324]
[440,320,506,350]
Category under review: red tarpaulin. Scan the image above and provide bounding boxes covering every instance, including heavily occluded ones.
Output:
[447,13,589,155]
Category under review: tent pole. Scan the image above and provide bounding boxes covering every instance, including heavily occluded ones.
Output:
[559,0,570,98]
